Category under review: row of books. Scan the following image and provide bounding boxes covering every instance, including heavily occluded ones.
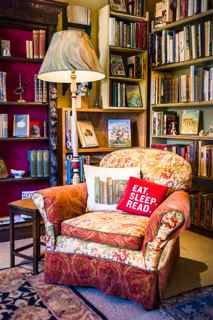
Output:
[26,29,46,59]
[0,71,6,102]
[66,5,91,25]
[152,19,213,65]
[153,109,201,136]
[0,114,8,137]
[0,114,47,138]
[151,66,213,104]
[65,155,86,184]
[154,0,211,28]
[109,18,147,49]
[190,192,213,230]
[34,74,48,103]
[28,150,49,177]
[112,82,142,107]
[110,54,143,78]
[125,0,144,17]
[152,141,213,178]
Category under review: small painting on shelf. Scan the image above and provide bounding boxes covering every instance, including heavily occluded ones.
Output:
[77,120,99,148]
[180,110,200,135]
[126,84,142,107]
[110,55,126,76]
[110,0,127,13]
[13,114,29,137]
[108,119,131,148]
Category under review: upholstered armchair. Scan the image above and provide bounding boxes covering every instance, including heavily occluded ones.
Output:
[32,148,192,310]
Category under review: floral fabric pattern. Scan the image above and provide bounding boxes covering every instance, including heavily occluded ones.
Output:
[61,211,149,250]
[100,148,192,192]
[45,251,159,310]
[55,235,146,270]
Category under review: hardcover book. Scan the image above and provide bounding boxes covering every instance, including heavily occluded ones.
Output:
[108,119,131,148]
[126,84,142,107]
[13,114,29,137]
[77,120,99,148]
[180,110,200,135]
[110,55,126,76]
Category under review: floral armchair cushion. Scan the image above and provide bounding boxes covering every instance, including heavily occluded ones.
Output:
[100,148,192,192]
[61,211,149,250]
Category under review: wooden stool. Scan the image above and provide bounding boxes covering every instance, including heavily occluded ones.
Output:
[9,199,44,274]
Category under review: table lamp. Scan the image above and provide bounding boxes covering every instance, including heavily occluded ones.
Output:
[38,30,105,184]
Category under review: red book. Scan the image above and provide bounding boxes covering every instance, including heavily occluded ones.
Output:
[39,29,46,59]
[33,30,39,59]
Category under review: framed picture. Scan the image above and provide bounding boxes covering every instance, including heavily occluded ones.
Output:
[110,0,127,13]
[30,120,41,137]
[180,110,200,135]
[108,119,131,148]
[77,120,99,148]
[13,114,29,137]
[110,55,126,76]
[126,84,142,107]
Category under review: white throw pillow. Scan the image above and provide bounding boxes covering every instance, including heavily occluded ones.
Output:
[84,165,141,212]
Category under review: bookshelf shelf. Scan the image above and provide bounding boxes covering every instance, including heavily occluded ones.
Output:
[110,10,147,22]
[193,175,213,181]
[109,76,141,82]
[76,107,144,113]
[153,135,213,141]
[78,147,114,154]
[65,22,90,30]
[0,101,48,106]
[152,101,213,109]
[0,137,48,141]
[152,9,213,32]
[109,46,145,54]
[0,176,49,183]
[0,56,43,63]
[152,56,213,71]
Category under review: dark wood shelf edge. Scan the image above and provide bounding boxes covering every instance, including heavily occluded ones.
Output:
[152,56,213,71]
[0,56,43,63]
[190,224,213,238]
[0,101,48,106]
[0,177,49,183]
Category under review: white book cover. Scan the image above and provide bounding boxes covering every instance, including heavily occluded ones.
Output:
[191,25,197,59]
[210,68,213,101]
[179,31,185,62]
[203,69,209,101]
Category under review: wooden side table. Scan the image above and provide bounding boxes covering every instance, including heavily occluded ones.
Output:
[9,199,44,274]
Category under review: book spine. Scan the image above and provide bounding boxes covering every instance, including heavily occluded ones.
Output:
[43,150,49,177]
[29,150,37,177]
[39,30,46,59]
[37,150,43,177]
[33,30,39,59]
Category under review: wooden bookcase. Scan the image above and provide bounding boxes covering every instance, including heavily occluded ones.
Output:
[150,7,213,236]
[98,4,149,148]
[0,0,64,217]
[57,2,149,185]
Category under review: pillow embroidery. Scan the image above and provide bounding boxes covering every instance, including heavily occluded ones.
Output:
[117,177,168,217]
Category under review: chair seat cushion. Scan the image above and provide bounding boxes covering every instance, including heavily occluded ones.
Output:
[61,211,149,250]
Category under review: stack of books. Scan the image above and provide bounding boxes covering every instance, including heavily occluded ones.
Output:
[151,66,213,104]
[65,154,86,184]
[152,111,179,135]
[199,144,213,177]
[190,192,213,230]
[126,0,145,16]
[0,114,8,137]
[34,74,48,103]
[112,82,142,107]
[28,150,49,177]
[153,0,212,28]
[66,5,91,25]
[0,71,7,102]
[26,29,46,59]
[152,19,213,65]
[109,18,147,49]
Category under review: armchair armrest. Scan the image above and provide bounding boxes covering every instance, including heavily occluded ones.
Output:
[32,183,88,250]
[143,191,190,271]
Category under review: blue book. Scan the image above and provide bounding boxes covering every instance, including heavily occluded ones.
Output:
[13,114,29,137]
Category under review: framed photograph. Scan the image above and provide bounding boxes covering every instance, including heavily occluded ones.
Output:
[30,120,41,137]
[126,84,143,107]
[110,0,127,13]
[110,55,126,76]
[13,114,29,137]
[108,119,131,148]
[180,110,200,135]
[77,120,99,148]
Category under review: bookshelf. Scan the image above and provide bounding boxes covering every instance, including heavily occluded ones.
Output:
[0,0,63,217]
[98,4,149,148]
[150,3,213,236]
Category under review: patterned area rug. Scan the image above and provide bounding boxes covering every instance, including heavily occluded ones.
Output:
[0,267,212,320]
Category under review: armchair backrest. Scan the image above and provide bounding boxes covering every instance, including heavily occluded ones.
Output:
[100,148,192,192]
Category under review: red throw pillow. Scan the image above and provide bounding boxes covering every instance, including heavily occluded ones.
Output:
[117,177,168,217]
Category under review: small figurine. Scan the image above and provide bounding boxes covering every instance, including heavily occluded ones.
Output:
[170,121,177,135]
[14,73,26,103]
